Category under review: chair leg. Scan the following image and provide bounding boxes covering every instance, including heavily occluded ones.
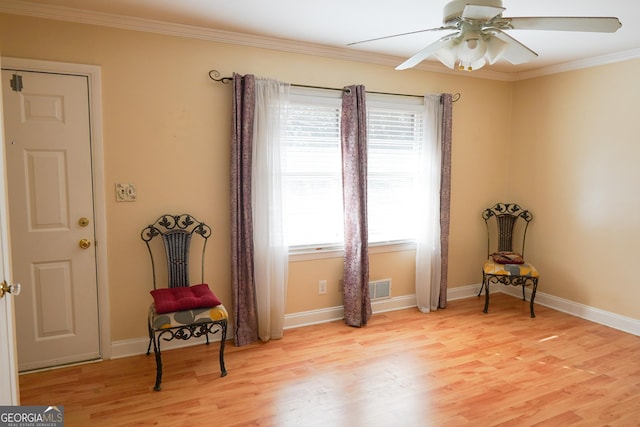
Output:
[483,278,490,314]
[146,323,153,356]
[219,320,228,377]
[478,272,485,296]
[152,333,163,391]
[529,278,538,318]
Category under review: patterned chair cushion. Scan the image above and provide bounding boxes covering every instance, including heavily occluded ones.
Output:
[150,283,221,314]
[149,304,228,330]
[491,251,524,264]
[483,259,539,277]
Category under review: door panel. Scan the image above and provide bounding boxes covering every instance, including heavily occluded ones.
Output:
[2,69,100,371]
[27,150,69,228]
[34,261,73,338]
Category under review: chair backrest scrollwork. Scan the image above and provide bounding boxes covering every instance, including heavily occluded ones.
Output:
[141,214,212,290]
[482,203,532,258]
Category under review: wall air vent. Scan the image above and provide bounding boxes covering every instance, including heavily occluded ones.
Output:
[369,278,392,300]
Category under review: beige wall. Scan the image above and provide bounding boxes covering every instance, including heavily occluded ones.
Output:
[8,12,636,345]
[509,60,640,319]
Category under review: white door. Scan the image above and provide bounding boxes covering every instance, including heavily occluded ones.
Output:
[2,69,100,371]
[0,57,20,405]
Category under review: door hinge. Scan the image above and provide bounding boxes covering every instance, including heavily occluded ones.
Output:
[10,74,23,92]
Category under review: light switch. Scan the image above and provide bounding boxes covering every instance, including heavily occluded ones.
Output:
[115,183,137,202]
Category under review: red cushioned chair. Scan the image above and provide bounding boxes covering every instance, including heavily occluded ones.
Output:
[142,214,228,391]
[479,203,540,317]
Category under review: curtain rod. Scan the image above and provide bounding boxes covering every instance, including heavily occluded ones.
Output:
[208,70,461,102]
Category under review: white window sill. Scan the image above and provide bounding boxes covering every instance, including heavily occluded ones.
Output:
[288,241,416,262]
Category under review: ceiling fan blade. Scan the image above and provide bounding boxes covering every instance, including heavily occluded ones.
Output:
[507,17,622,33]
[347,26,456,46]
[395,33,460,70]
[491,30,538,65]
[462,4,505,21]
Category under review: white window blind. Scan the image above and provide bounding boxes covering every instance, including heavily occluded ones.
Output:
[282,89,427,251]
[282,90,343,248]
[367,96,425,244]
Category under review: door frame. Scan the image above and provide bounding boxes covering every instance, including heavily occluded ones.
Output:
[0,55,19,404]
[1,56,111,361]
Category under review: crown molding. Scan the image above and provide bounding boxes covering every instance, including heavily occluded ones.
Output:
[512,48,640,81]
[1,0,636,82]
[0,0,514,81]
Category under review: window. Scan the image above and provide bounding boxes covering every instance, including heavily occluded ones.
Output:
[282,88,427,251]
[282,89,343,249]
[367,95,425,244]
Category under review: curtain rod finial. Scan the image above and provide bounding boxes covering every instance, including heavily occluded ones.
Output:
[209,69,233,84]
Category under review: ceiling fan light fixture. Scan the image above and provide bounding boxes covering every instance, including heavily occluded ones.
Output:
[433,38,460,69]
[434,50,457,69]
[466,37,478,50]
[484,35,508,64]
[456,32,487,70]
[457,57,486,72]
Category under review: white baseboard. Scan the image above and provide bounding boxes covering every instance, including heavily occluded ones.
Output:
[500,286,640,336]
[283,306,344,330]
[283,294,418,330]
[111,335,221,360]
[282,284,488,330]
[281,283,640,336]
[111,284,639,359]
[445,283,498,300]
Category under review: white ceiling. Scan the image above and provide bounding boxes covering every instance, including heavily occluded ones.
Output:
[2,0,640,78]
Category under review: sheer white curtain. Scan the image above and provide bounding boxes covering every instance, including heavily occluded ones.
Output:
[252,78,289,340]
[415,95,444,312]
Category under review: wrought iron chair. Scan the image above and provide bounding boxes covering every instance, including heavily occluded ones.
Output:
[142,213,227,391]
[479,203,540,317]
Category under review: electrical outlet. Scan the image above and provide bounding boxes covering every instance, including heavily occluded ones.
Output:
[318,280,327,295]
[115,183,137,202]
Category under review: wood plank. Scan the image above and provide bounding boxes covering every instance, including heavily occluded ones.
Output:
[19,294,640,426]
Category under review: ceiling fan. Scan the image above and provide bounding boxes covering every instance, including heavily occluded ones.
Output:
[348,0,622,71]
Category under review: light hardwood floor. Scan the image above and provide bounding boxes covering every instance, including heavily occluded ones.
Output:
[19,294,640,426]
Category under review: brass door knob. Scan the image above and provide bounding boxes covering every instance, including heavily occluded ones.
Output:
[79,239,91,249]
[0,281,21,299]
